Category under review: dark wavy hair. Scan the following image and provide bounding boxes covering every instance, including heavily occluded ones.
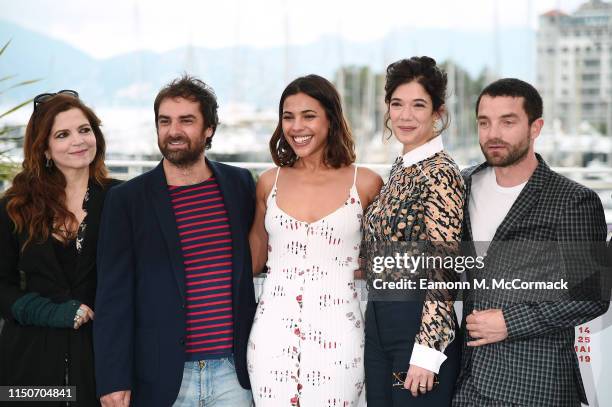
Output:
[154,74,219,150]
[269,74,356,168]
[5,94,109,247]
[384,56,449,138]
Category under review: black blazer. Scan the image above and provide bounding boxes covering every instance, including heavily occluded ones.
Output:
[94,160,256,407]
[0,180,120,407]
[459,155,609,406]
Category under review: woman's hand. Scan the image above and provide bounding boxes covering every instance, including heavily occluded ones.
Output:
[404,364,435,397]
[73,304,94,330]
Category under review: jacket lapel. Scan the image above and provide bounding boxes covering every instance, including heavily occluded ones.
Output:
[462,162,489,255]
[207,159,245,304]
[148,162,188,301]
[490,155,550,243]
[462,164,483,242]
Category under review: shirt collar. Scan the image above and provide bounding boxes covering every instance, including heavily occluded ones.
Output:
[401,136,444,167]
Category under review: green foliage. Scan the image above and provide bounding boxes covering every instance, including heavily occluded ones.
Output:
[0,39,42,182]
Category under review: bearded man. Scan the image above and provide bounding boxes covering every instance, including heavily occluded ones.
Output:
[94,76,256,407]
[453,78,609,407]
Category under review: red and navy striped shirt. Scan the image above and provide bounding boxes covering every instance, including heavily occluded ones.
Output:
[168,177,234,361]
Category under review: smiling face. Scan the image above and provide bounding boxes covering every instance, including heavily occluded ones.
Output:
[157,96,213,168]
[281,92,330,161]
[477,95,543,167]
[388,81,440,154]
[45,108,97,175]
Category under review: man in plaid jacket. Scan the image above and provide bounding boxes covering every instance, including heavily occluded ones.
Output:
[452,78,610,406]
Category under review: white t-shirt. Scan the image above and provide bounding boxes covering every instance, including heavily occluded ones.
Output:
[469,167,526,256]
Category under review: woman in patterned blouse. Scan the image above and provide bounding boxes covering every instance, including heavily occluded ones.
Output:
[362,57,465,406]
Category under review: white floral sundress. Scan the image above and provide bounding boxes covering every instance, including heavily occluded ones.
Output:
[247,166,365,406]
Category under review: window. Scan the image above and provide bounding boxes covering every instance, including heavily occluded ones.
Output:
[584,59,600,67]
[582,74,599,81]
[582,103,595,111]
[581,88,599,95]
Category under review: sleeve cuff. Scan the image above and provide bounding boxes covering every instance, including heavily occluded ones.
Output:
[409,343,447,374]
[501,304,524,341]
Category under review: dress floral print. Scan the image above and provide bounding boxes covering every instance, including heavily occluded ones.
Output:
[362,151,464,353]
[248,166,365,406]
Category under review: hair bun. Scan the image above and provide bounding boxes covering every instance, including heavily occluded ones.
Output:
[416,56,437,68]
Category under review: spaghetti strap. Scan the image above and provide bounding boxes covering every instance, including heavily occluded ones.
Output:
[352,165,358,188]
[273,167,281,190]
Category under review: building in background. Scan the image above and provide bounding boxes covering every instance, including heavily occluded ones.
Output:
[537,0,612,138]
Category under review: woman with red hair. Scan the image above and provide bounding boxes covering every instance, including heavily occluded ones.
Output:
[0,91,119,406]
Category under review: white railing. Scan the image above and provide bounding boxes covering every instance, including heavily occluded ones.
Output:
[3,158,611,201]
[2,158,612,183]
[104,159,612,182]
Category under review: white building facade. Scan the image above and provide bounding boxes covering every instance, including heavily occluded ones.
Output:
[537,0,612,137]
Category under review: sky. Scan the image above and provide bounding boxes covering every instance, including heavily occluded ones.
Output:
[1,0,589,58]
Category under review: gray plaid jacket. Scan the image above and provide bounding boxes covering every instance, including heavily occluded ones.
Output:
[455,154,610,406]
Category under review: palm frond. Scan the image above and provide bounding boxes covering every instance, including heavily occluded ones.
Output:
[0,39,11,57]
[0,74,18,83]
[0,99,33,120]
[0,78,42,95]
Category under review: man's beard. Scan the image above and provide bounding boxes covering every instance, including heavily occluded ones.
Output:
[480,136,530,168]
[158,134,206,168]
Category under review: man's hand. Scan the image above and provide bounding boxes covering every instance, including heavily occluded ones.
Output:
[466,309,508,346]
[100,390,131,407]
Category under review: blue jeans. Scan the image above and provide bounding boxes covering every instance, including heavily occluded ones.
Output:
[173,356,253,407]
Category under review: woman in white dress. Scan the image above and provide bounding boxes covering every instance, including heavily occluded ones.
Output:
[248,74,382,406]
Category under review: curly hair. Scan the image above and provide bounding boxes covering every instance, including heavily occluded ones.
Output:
[383,56,449,137]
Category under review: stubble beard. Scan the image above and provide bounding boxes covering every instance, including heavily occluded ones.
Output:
[481,136,530,168]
